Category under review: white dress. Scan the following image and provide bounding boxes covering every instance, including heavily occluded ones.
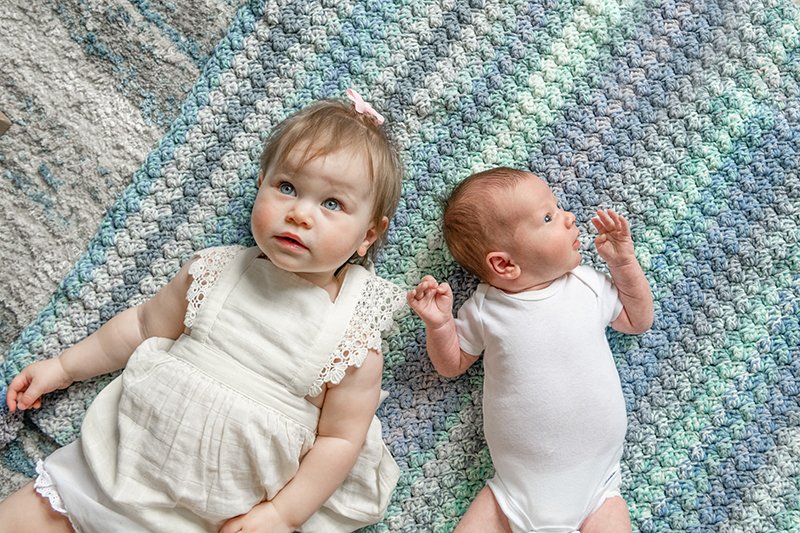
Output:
[35,245,404,532]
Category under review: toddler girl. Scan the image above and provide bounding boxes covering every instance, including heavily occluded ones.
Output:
[0,90,405,533]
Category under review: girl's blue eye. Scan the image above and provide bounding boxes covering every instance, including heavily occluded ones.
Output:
[279,182,295,196]
[544,214,552,223]
[322,198,342,211]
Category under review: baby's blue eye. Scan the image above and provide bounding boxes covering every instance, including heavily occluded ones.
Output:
[279,182,295,196]
[323,198,342,211]
[544,214,552,223]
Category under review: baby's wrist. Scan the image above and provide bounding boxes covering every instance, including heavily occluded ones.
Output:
[607,255,635,267]
[607,255,642,273]
[425,315,454,332]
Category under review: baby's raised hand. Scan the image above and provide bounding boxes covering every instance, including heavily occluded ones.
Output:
[407,275,454,329]
[6,357,74,412]
[592,209,636,268]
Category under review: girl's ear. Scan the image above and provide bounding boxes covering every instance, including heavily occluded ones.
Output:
[257,171,265,188]
[485,251,521,281]
[357,216,389,257]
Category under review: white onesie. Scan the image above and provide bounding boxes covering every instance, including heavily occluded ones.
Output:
[456,265,626,533]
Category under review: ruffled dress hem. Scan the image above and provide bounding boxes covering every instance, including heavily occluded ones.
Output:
[34,459,80,531]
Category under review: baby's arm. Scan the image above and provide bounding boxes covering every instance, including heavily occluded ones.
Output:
[6,261,193,412]
[592,209,654,334]
[220,350,384,533]
[407,275,478,378]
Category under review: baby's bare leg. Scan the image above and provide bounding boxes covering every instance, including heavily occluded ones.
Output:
[0,482,73,533]
[579,496,631,533]
[455,486,513,533]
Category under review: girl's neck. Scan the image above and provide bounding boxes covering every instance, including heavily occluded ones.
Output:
[294,266,347,302]
[256,252,349,302]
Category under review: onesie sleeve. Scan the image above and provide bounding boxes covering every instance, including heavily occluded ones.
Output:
[597,269,624,325]
[454,286,487,356]
[573,265,623,325]
[184,245,245,329]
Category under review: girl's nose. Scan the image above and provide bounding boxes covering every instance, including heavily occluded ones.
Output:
[565,211,576,227]
[287,202,313,227]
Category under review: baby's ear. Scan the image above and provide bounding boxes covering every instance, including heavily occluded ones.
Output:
[486,252,520,281]
[257,171,265,188]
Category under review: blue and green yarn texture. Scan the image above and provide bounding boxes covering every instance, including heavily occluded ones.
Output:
[2,0,800,530]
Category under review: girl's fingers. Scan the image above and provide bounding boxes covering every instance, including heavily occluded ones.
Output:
[6,373,28,411]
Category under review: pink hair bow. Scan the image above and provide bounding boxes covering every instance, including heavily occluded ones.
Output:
[346,88,385,125]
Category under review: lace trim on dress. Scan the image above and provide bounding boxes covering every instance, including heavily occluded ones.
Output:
[35,460,82,531]
[184,245,243,329]
[307,276,405,397]
[34,460,68,514]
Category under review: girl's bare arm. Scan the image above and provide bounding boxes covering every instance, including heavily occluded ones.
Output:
[262,351,384,531]
[7,261,193,411]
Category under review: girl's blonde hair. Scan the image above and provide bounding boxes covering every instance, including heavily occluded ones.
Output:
[443,167,531,281]
[259,98,403,264]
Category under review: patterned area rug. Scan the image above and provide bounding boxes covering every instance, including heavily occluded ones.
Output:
[2,0,800,531]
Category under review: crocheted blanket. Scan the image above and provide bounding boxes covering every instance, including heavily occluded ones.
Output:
[2,0,799,530]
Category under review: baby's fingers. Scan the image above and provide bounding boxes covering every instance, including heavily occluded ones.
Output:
[593,209,615,230]
[435,282,454,304]
[593,209,629,235]
[608,210,630,233]
[409,276,440,299]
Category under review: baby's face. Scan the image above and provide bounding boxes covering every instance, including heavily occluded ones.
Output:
[250,144,381,288]
[505,175,582,286]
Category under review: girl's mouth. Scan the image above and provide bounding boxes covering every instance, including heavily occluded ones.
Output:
[275,233,308,251]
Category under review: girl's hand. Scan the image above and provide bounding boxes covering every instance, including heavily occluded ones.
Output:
[407,275,454,329]
[219,501,293,533]
[6,357,74,412]
[592,209,636,268]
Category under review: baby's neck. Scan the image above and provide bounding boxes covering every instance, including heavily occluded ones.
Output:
[491,271,566,294]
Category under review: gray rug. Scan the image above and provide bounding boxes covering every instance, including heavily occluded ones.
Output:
[0,0,238,356]
[0,0,239,492]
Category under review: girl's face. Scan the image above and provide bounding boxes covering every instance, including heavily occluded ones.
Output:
[251,144,384,290]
